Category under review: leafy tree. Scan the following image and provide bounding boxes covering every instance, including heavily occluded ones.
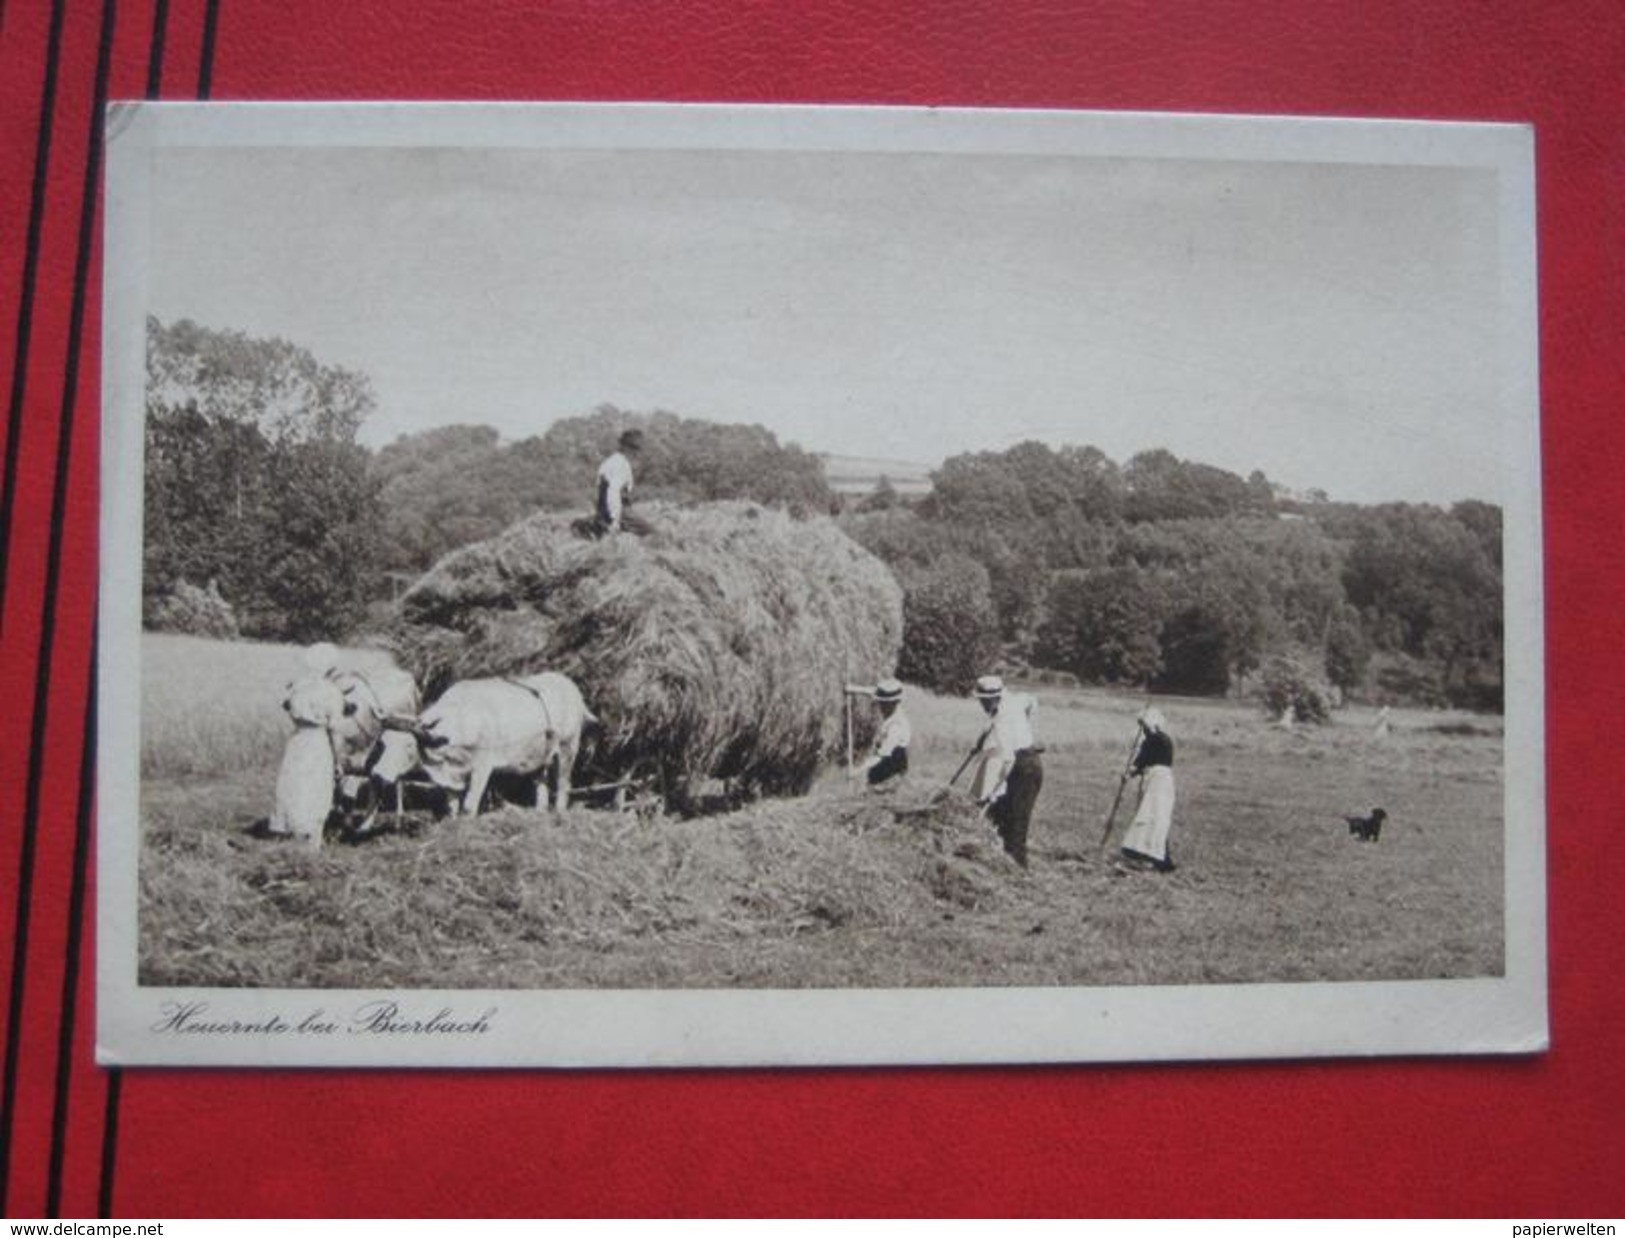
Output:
[925,441,1125,571]
[1113,520,1282,691]
[842,508,1051,652]
[877,433,1495,709]
[1034,567,1164,685]
[146,316,373,443]
[1323,606,1372,694]
[249,438,384,642]
[1124,449,1271,522]
[370,407,841,579]
[371,424,549,574]
[1154,602,1236,695]
[1451,499,1503,570]
[1055,444,1128,522]
[895,554,1001,695]
[144,317,384,641]
[926,450,1034,532]
[1334,502,1502,709]
[839,507,956,574]
[530,406,835,511]
[1341,504,1500,654]
[981,543,1052,647]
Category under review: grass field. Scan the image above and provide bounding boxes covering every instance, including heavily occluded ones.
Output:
[137,634,1504,989]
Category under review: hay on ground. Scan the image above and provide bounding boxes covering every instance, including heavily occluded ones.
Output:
[391,502,903,800]
[138,787,1020,989]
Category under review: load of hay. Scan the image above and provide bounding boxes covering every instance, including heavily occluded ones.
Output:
[392,501,904,800]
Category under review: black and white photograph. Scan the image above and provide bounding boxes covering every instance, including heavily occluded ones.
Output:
[97,103,1544,1067]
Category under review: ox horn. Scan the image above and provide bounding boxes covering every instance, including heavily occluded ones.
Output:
[380,712,450,749]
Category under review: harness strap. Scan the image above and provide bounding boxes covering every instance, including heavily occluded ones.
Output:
[501,676,556,732]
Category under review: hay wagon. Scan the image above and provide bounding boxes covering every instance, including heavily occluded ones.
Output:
[390,500,905,811]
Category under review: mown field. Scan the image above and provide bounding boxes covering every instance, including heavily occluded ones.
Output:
[137,633,1504,989]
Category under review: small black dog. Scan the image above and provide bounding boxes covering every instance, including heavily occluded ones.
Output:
[1346,807,1388,842]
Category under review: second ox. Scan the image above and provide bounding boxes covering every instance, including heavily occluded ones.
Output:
[394,672,595,816]
[327,660,423,827]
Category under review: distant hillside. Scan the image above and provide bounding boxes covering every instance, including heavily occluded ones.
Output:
[817,453,934,496]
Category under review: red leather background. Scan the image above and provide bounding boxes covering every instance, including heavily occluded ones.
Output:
[2,0,1621,1218]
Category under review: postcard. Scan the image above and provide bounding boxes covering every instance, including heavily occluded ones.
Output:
[99,102,1544,1066]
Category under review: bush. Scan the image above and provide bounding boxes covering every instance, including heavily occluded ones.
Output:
[1257,652,1333,724]
[146,579,240,639]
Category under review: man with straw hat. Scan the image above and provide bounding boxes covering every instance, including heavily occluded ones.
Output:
[860,677,911,788]
[1118,706,1178,873]
[592,428,651,536]
[969,674,1043,867]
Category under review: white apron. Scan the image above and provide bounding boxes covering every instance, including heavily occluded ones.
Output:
[1120,765,1176,862]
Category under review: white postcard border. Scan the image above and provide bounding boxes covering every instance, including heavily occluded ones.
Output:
[99,102,1545,1068]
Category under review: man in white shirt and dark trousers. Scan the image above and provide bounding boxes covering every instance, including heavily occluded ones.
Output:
[862,678,911,788]
[969,674,1043,868]
[594,428,650,536]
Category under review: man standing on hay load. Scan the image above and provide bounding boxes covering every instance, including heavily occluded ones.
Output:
[591,428,651,536]
[861,678,911,788]
[970,674,1044,868]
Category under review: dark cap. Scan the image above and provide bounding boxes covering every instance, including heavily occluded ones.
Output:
[619,429,645,451]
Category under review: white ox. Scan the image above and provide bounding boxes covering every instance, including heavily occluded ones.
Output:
[326,661,422,823]
[412,672,594,816]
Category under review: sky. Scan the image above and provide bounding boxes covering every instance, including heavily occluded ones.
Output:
[146,142,1506,504]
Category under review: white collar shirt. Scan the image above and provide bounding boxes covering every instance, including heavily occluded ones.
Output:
[873,709,911,757]
[986,692,1037,756]
[598,451,634,490]
[597,452,635,520]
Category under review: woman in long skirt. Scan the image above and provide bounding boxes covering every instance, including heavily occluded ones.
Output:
[1120,707,1177,872]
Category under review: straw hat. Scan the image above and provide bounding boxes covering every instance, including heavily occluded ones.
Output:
[973,674,1005,699]
[1139,706,1167,733]
[873,678,903,703]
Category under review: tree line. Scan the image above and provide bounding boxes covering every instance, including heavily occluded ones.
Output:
[838,444,1502,710]
[143,319,835,642]
[143,318,1503,711]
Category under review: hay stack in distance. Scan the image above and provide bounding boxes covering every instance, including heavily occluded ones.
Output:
[393,501,904,801]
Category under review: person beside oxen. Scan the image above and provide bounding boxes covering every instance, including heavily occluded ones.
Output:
[969,674,1043,868]
[269,672,348,847]
[861,678,911,788]
[273,642,422,834]
[1118,706,1178,873]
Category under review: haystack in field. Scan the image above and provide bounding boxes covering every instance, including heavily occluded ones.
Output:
[392,501,904,800]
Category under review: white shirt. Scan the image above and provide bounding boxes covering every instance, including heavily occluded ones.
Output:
[987,692,1037,756]
[596,451,635,524]
[972,692,1038,801]
[868,710,912,763]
